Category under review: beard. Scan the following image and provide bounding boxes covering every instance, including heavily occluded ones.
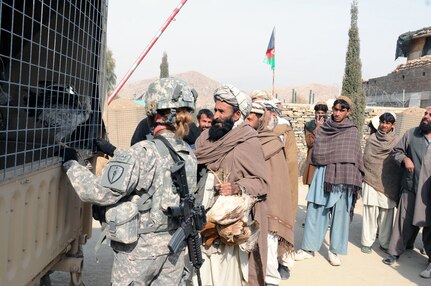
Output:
[266,116,277,130]
[419,118,431,132]
[208,117,234,141]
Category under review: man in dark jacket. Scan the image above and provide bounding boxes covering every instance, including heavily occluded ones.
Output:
[383,107,431,279]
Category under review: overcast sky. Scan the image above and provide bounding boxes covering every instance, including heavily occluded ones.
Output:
[107,0,431,92]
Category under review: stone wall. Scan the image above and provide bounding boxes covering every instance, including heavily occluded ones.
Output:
[280,104,406,174]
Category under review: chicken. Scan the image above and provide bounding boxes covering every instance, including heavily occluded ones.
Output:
[24,83,92,142]
[0,85,9,105]
[206,193,264,225]
[217,220,260,252]
[201,193,265,252]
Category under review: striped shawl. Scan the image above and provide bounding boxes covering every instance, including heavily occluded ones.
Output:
[311,117,364,192]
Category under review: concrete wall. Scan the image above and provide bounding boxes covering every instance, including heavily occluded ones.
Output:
[364,65,431,95]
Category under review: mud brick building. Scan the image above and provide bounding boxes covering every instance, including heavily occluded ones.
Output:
[364,27,431,107]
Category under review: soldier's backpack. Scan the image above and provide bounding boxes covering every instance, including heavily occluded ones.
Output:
[95,138,185,252]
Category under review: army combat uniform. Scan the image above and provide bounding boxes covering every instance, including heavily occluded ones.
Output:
[64,131,197,285]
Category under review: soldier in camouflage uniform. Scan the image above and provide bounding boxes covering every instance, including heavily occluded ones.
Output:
[63,77,198,285]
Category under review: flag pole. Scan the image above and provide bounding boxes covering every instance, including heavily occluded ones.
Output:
[264,26,275,96]
[272,69,275,97]
[107,0,188,105]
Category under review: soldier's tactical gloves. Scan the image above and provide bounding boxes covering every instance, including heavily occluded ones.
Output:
[94,138,116,157]
[63,147,78,163]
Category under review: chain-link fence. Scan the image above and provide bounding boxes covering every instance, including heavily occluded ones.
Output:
[365,86,431,108]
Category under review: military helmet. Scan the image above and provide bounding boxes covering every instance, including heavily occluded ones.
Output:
[144,77,197,117]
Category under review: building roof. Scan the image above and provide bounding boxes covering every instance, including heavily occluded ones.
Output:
[395,26,431,60]
[394,54,431,72]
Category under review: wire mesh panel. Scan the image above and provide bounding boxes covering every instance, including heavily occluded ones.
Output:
[0,0,106,181]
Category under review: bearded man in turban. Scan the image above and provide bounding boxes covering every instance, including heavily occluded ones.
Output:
[194,85,269,286]
[383,106,431,279]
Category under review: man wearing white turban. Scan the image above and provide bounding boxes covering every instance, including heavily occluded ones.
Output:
[195,84,269,286]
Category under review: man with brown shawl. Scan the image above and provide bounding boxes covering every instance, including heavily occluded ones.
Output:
[271,100,299,222]
[245,101,297,285]
[267,99,299,275]
[383,107,431,279]
[250,96,299,223]
[251,96,299,221]
[194,85,269,286]
[295,96,364,266]
[361,112,400,254]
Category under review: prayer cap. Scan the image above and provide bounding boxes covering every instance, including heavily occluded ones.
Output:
[315,101,327,106]
[371,115,380,130]
[250,90,270,101]
[336,96,353,108]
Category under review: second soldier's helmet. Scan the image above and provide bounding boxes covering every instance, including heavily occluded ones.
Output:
[144,77,197,117]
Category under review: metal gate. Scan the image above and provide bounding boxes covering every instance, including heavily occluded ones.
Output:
[0,0,107,285]
[0,0,106,180]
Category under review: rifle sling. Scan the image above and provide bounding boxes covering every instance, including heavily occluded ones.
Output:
[154,136,189,196]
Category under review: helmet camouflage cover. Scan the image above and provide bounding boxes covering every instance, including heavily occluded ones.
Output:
[144,77,197,117]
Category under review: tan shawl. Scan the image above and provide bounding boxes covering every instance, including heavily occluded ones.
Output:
[273,124,299,218]
[363,129,401,202]
[195,123,269,286]
[257,127,295,250]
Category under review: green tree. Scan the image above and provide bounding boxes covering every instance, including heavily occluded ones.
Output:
[106,49,117,94]
[341,0,365,132]
[160,52,169,79]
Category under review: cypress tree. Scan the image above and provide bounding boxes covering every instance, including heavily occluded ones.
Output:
[160,52,169,79]
[106,49,117,94]
[341,0,365,132]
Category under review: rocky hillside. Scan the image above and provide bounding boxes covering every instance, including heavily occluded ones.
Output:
[274,83,339,104]
[118,71,221,108]
[118,71,339,108]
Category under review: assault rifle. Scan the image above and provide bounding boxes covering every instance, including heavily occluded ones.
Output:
[155,136,206,286]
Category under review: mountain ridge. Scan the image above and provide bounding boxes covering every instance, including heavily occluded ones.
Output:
[118,71,340,108]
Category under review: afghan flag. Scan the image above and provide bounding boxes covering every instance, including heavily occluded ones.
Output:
[264,27,275,70]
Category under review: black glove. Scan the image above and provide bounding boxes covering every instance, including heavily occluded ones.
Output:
[63,147,78,163]
[94,138,116,157]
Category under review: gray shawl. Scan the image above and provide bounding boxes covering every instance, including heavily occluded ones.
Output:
[413,147,431,227]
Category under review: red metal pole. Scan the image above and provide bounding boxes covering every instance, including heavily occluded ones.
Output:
[272,27,275,97]
[107,0,188,105]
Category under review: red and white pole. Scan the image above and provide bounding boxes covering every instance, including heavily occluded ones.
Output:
[107,0,188,105]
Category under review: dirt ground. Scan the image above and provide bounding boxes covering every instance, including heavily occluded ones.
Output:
[46,178,430,286]
[283,181,429,286]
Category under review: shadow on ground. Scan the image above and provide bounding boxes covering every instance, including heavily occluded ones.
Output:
[42,179,429,286]
[288,180,429,286]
